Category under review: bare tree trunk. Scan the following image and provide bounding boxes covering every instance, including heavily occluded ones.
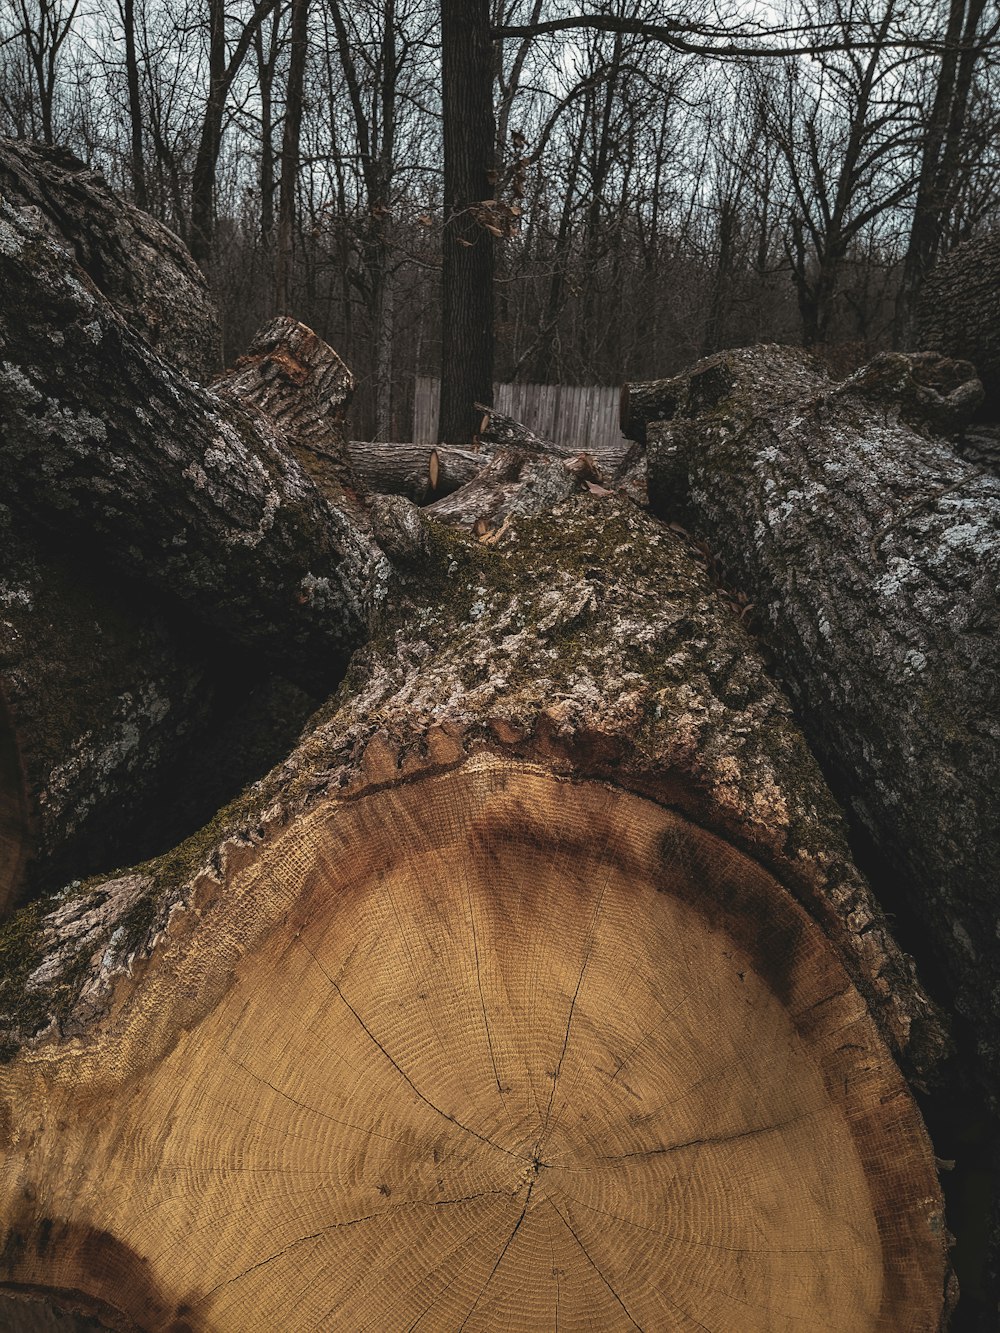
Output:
[438,0,495,443]
[273,0,309,313]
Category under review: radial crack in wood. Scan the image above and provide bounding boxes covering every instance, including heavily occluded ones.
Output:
[0,762,947,1331]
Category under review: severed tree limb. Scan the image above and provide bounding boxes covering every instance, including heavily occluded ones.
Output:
[0,199,389,694]
[424,447,605,531]
[476,401,640,479]
[0,493,951,1329]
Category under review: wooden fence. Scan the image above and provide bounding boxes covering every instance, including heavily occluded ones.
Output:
[413,377,624,452]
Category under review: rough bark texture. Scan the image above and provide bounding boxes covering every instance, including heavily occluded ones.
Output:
[0,139,219,382]
[620,376,684,445]
[0,199,389,692]
[0,495,951,1330]
[0,505,214,916]
[0,495,947,1077]
[213,316,356,502]
[645,344,1000,1100]
[916,230,1000,417]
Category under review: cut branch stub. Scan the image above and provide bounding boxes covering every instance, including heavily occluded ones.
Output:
[0,759,947,1330]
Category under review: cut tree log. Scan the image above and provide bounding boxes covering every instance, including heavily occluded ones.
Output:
[425,447,603,530]
[345,441,486,502]
[644,344,1000,1106]
[0,494,951,1331]
[916,229,1000,418]
[0,138,219,382]
[0,198,389,693]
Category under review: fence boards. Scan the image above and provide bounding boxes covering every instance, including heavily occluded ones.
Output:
[413,378,623,453]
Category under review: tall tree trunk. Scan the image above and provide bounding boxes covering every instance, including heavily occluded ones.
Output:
[189,0,227,264]
[895,0,990,347]
[121,0,147,210]
[274,0,309,312]
[438,0,495,443]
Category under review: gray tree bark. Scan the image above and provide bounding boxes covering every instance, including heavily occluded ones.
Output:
[644,344,1000,1101]
[0,138,219,381]
[0,198,389,694]
[917,230,1000,417]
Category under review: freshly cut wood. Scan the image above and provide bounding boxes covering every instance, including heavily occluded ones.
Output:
[917,229,1000,416]
[645,344,1000,1100]
[0,138,219,381]
[0,495,949,1330]
[346,441,485,501]
[0,199,388,691]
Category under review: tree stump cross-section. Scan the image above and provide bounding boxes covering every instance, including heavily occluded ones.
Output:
[0,759,946,1331]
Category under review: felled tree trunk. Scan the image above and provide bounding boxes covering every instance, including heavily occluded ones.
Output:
[0,198,388,693]
[643,346,1000,1105]
[0,138,219,382]
[0,490,951,1331]
[346,441,486,502]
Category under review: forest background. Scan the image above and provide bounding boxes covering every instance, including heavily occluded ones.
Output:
[1,0,997,442]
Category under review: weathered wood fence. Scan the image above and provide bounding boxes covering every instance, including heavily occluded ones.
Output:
[413,377,624,451]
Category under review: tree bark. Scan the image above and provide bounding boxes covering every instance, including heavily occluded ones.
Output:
[0,488,952,1329]
[644,345,1000,1107]
[0,505,216,918]
[916,230,1000,418]
[0,198,388,693]
[0,137,219,381]
[438,0,495,444]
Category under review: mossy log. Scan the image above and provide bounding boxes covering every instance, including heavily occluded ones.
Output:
[644,345,1000,1107]
[0,494,951,1331]
[0,198,388,693]
[0,138,219,383]
[916,230,1000,418]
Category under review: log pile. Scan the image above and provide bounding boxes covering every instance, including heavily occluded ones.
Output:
[1,140,993,1329]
